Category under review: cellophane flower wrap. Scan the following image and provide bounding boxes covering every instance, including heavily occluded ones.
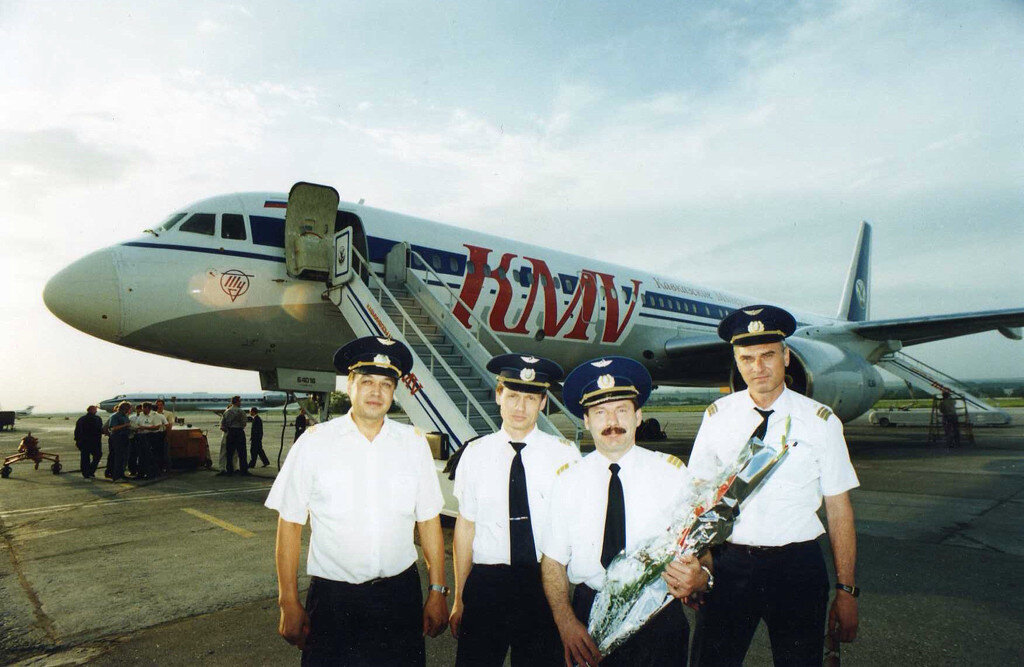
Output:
[587,417,792,657]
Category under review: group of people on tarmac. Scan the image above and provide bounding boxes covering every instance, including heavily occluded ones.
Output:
[264,303,861,666]
[76,399,174,481]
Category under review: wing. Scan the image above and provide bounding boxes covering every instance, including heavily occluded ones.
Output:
[847,307,1024,346]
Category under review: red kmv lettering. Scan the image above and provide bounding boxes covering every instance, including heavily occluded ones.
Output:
[402,372,423,396]
[452,244,641,344]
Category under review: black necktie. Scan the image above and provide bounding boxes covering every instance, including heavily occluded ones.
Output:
[752,408,774,442]
[508,442,536,567]
[601,463,625,569]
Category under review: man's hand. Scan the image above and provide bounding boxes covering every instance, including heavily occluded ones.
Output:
[449,599,464,639]
[278,599,310,650]
[828,591,859,642]
[555,614,601,667]
[422,590,449,638]
[661,554,706,599]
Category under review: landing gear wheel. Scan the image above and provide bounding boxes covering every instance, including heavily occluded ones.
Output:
[1,465,11,478]
[51,462,62,475]
[879,417,890,427]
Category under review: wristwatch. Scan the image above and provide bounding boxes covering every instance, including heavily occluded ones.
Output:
[700,565,715,592]
[428,584,450,596]
[835,582,860,597]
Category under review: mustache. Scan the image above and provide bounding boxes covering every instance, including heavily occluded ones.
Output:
[601,426,627,436]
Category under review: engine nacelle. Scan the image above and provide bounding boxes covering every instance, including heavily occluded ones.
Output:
[730,337,884,422]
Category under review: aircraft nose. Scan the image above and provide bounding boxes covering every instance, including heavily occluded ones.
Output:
[43,248,124,342]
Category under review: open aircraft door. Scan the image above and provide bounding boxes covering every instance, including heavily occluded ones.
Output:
[285,182,340,280]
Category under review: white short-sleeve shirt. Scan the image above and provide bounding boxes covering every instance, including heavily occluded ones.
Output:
[453,426,580,564]
[543,445,692,590]
[264,411,444,583]
[688,387,859,546]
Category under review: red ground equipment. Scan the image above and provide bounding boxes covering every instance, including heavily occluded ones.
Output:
[2,432,62,478]
[167,428,212,469]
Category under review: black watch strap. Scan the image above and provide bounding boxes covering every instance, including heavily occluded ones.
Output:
[835,583,860,597]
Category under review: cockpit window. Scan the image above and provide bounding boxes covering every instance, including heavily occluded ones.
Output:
[158,212,187,231]
[222,214,247,240]
[179,213,215,236]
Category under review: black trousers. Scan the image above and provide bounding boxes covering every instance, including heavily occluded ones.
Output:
[573,582,689,666]
[224,428,248,474]
[456,564,562,666]
[78,441,101,477]
[302,565,424,666]
[127,435,141,474]
[108,438,128,480]
[249,436,269,467]
[691,540,828,667]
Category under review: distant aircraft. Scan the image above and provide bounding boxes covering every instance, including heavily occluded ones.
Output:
[44,186,1024,427]
[15,406,34,418]
[96,392,292,413]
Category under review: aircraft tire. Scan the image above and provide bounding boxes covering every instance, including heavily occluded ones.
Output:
[51,462,62,475]
[879,417,891,427]
[1,465,11,478]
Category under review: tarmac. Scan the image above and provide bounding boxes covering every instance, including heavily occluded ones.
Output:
[1,408,1022,665]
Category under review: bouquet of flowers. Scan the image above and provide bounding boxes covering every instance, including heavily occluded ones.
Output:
[587,417,792,657]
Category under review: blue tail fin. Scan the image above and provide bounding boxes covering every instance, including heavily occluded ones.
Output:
[836,222,871,322]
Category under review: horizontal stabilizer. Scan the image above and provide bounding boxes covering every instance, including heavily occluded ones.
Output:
[850,307,1024,346]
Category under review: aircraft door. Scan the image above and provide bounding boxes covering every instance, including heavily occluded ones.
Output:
[285,182,340,280]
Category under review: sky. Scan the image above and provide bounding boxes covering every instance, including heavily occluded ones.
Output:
[1,0,1022,412]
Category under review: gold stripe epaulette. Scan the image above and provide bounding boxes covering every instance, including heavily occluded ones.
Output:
[706,404,718,417]
[816,407,832,421]
[664,455,683,469]
[559,438,574,447]
[555,463,571,476]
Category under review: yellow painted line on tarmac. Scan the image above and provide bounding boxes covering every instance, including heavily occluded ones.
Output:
[182,508,256,538]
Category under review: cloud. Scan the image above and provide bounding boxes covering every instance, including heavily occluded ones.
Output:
[0,128,144,189]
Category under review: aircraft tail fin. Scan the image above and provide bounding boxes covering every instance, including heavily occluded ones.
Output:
[836,222,872,322]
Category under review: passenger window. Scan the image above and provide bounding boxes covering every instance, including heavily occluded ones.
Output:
[221,214,247,240]
[179,213,215,236]
[431,255,443,272]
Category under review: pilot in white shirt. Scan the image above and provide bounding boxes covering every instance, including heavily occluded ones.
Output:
[541,357,711,667]
[450,354,579,666]
[265,337,448,666]
[688,305,860,666]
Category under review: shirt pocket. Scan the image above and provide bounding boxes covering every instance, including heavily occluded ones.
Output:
[768,441,818,495]
[389,474,419,516]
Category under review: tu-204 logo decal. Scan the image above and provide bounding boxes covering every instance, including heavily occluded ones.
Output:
[220,269,252,302]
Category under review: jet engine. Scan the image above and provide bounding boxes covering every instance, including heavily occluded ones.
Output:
[730,336,884,422]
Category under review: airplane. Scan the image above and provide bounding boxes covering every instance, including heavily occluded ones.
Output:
[15,406,34,418]
[96,392,293,413]
[42,185,1024,429]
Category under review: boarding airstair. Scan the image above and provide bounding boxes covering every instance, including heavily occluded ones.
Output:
[282,183,581,460]
[876,350,1009,423]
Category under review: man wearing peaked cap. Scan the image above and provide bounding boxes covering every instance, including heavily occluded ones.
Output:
[450,353,580,666]
[542,357,712,666]
[689,306,860,666]
[266,336,448,665]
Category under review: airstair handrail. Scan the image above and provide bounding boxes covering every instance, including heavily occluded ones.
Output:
[346,246,499,433]
[878,351,1002,413]
[404,246,583,440]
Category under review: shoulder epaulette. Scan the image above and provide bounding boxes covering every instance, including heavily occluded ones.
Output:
[559,438,575,447]
[705,403,718,417]
[306,424,319,435]
[664,454,684,469]
[414,427,424,437]
[816,406,832,421]
[556,462,572,476]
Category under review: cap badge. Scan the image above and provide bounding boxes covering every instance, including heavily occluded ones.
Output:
[747,320,765,333]
[374,354,391,365]
[591,359,613,368]
[597,374,615,389]
[377,338,396,346]
[743,308,764,316]
[521,356,539,364]
[520,368,537,382]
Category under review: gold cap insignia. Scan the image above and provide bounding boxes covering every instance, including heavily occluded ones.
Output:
[521,356,539,364]
[377,338,396,346]
[743,308,764,316]
[747,320,765,333]
[374,354,391,365]
[591,359,613,368]
[597,374,615,389]
[520,368,536,382]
